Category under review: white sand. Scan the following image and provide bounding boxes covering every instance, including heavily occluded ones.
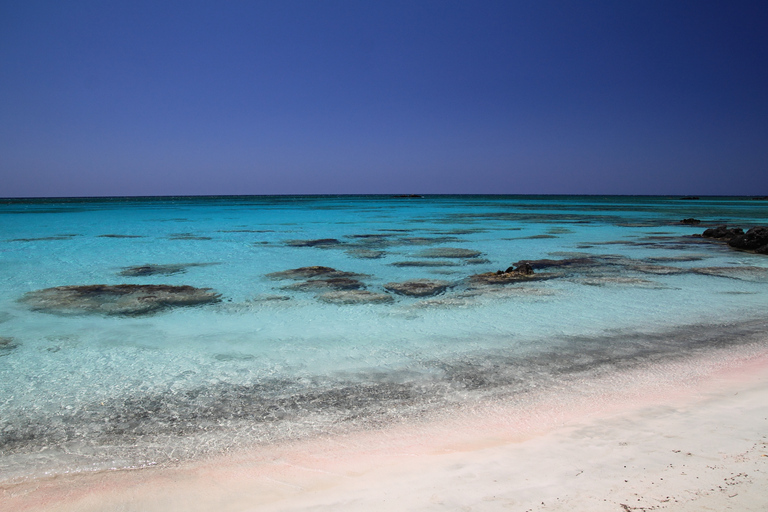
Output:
[3,345,768,512]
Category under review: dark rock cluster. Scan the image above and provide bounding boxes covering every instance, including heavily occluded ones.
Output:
[702,225,768,254]
[728,227,768,254]
[702,225,744,240]
[469,262,538,285]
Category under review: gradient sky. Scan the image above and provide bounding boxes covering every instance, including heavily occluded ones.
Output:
[1,1,767,197]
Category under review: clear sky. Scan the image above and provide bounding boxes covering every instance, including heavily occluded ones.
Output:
[1,1,767,197]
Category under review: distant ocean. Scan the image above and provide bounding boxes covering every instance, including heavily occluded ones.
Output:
[1,195,767,482]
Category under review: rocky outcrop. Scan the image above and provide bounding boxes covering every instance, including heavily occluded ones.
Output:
[699,226,768,255]
[469,262,538,285]
[701,225,744,240]
[727,227,768,254]
[384,279,451,297]
[20,284,221,316]
[680,218,701,225]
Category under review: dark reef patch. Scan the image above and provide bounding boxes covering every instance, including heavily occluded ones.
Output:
[415,247,483,259]
[463,258,491,265]
[384,279,451,297]
[20,284,222,316]
[9,234,79,242]
[399,236,459,246]
[118,263,218,277]
[285,238,343,248]
[346,248,386,259]
[98,234,144,238]
[520,234,559,239]
[317,290,395,304]
[646,255,708,263]
[0,336,19,356]
[266,266,363,280]
[284,278,366,292]
[218,229,275,233]
[690,266,768,281]
[168,233,213,241]
[390,260,461,267]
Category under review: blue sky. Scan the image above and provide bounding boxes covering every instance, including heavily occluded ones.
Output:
[1,1,767,197]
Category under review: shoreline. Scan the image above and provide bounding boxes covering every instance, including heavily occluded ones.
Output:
[3,341,768,511]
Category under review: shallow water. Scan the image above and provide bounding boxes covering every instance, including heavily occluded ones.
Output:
[1,195,767,481]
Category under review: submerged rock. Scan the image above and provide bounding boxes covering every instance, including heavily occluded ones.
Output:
[390,260,461,267]
[399,236,459,246]
[10,235,79,242]
[0,336,19,356]
[415,247,483,259]
[680,218,701,225]
[691,266,768,280]
[120,264,186,277]
[346,248,386,259]
[464,258,492,265]
[285,238,342,248]
[265,266,362,280]
[285,278,366,291]
[168,233,213,241]
[513,257,596,270]
[20,284,221,316]
[384,279,451,297]
[727,227,768,253]
[317,290,395,304]
[118,263,217,277]
[574,277,662,287]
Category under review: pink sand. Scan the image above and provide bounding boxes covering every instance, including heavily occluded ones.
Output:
[3,343,768,511]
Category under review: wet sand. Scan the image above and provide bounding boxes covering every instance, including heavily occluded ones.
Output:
[3,343,768,512]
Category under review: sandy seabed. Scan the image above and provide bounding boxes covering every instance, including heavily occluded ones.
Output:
[3,343,768,512]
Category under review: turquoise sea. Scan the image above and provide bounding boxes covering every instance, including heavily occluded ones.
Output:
[1,195,767,482]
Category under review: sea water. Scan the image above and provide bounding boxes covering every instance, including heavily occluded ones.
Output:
[1,195,767,481]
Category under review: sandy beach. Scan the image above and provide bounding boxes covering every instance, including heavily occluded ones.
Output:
[3,342,767,512]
